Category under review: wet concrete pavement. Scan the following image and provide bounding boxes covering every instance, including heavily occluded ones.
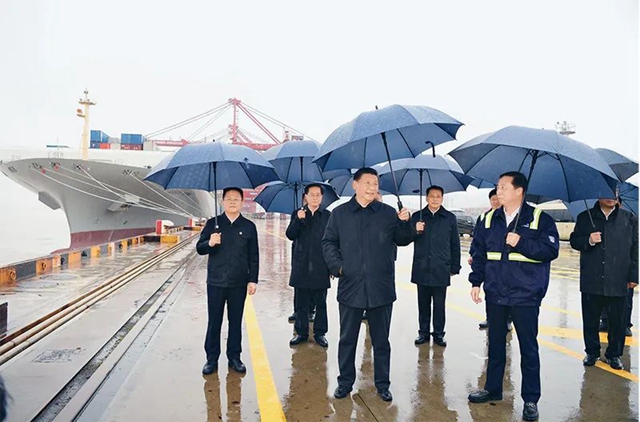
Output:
[1,218,638,421]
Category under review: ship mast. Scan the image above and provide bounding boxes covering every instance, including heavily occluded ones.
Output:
[76,89,96,160]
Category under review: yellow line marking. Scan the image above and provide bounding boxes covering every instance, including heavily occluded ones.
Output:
[244,296,286,421]
[397,283,638,382]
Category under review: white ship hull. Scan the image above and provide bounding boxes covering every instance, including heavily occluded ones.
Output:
[0,147,214,250]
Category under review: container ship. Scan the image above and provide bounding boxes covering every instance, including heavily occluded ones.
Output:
[0,92,306,252]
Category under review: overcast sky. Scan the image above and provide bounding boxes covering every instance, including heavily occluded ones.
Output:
[1,0,637,167]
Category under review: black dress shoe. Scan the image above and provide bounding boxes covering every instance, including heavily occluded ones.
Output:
[333,385,352,399]
[583,354,599,366]
[288,312,297,323]
[414,335,428,345]
[468,389,503,403]
[202,361,218,375]
[607,356,623,370]
[433,337,447,347]
[289,335,308,346]
[377,388,393,402]
[314,335,329,348]
[626,327,633,337]
[478,320,489,329]
[228,358,246,373]
[523,402,539,421]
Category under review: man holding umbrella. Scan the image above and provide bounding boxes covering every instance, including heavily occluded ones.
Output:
[286,183,332,348]
[569,197,638,370]
[467,172,559,422]
[410,185,461,347]
[322,167,412,402]
[197,187,259,375]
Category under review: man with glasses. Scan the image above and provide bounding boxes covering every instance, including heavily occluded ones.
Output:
[287,184,332,348]
[410,185,461,347]
[322,167,412,402]
[197,187,259,375]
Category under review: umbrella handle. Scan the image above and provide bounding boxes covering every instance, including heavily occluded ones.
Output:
[425,141,436,158]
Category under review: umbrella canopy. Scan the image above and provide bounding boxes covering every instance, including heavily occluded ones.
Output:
[449,126,620,203]
[379,154,473,221]
[144,142,279,227]
[379,155,473,195]
[262,140,330,183]
[313,104,463,208]
[469,178,496,190]
[563,182,638,219]
[145,142,278,190]
[254,181,339,215]
[596,148,639,182]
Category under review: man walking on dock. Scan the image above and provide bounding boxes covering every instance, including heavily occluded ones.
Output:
[197,187,259,375]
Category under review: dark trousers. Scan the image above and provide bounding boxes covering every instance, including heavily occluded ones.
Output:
[417,285,447,337]
[292,289,316,313]
[205,284,247,363]
[601,288,634,328]
[582,293,626,358]
[294,288,328,337]
[485,304,541,403]
[338,303,392,391]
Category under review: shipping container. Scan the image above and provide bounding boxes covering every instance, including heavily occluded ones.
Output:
[110,143,121,150]
[90,130,110,143]
[121,133,144,144]
[90,141,101,149]
[99,143,110,149]
[108,136,120,144]
[121,143,143,151]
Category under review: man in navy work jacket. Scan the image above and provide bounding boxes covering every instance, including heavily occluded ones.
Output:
[410,185,461,347]
[322,167,412,402]
[570,198,638,370]
[467,172,559,422]
[286,183,332,348]
[196,187,259,375]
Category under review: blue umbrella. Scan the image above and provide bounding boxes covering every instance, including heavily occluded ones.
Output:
[378,154,473,221]
[254,181,339,215]
[262,140,325,183]
[561,182,638,220]
[449,126,620,230]
[313,104,463,209]
[596,148,639,182]
[262,140,348,208]
[145,142,279,228]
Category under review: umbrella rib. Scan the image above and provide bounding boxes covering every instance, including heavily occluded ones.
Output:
[516,149,532,174]
[556,155,572,202]
[363,136,369,168]
[396,128,413,155]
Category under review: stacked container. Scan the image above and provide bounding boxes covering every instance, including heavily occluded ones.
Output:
[121,133,145,151]
[90,130,110,149]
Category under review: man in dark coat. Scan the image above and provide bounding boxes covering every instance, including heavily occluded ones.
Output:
[286,183,332,348]
[322,167,412,402]
[569,198,638,370]
[196,187,259,375]
[467,172,559,422]
[410,185,461,347]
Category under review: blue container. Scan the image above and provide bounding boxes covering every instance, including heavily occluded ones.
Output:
[91,130,110,143]
[90,141,101,149]
[121,133,144,144]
